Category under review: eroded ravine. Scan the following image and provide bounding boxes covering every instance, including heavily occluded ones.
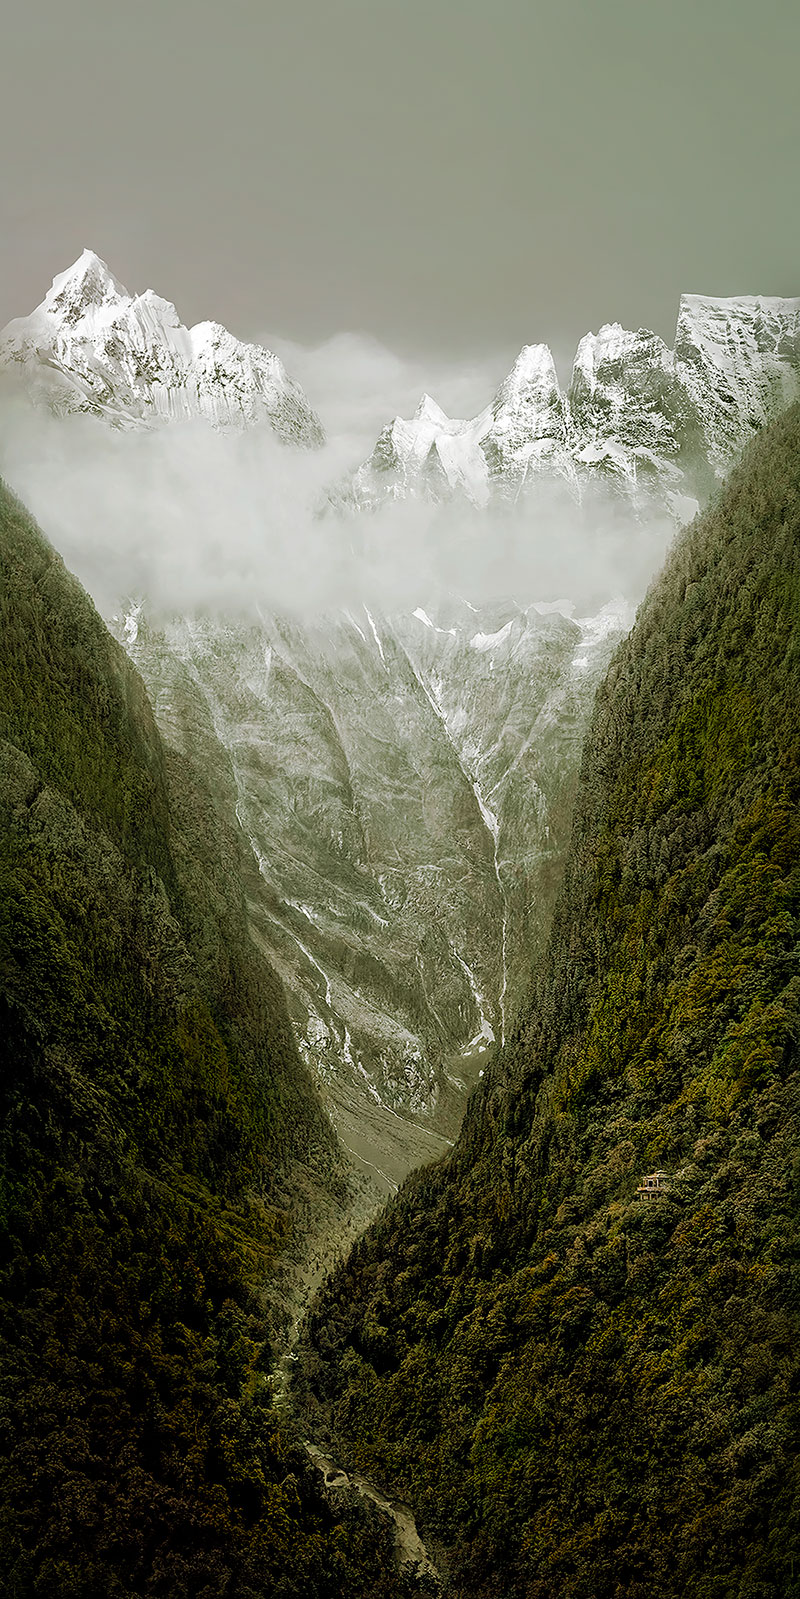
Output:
[393,623,509,1044]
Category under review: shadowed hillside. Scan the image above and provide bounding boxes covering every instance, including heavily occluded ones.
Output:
[0,481,408,1595]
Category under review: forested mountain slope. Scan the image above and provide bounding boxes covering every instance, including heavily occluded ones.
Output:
[299,405,800,1597]
[0,481,404,1595]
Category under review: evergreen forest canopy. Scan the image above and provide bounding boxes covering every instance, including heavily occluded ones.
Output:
[0,481,411,1596]
[298,404,800,1597]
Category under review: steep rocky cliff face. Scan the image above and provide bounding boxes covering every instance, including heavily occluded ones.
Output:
[120,594,625,1193]
[341,295,800,515]
[299,405,800,1597]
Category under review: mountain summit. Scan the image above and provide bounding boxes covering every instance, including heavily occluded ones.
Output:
[0,250,325,444]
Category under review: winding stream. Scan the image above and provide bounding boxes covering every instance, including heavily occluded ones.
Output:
[305,1442,440,1585]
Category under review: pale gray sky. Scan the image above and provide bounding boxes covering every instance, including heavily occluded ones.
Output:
[2,0,799,360]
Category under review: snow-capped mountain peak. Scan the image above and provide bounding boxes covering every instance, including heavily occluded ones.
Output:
[495,340,560,396]
[43,248,128,322]
[413,393,451,426]
[0,251,325,446]
[569,321,670,393]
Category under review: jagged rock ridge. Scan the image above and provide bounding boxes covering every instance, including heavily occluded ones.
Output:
[0,249,325,444]
[341,294,800,515]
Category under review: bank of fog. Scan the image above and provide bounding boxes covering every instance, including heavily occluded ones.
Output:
[0,383,676,625]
